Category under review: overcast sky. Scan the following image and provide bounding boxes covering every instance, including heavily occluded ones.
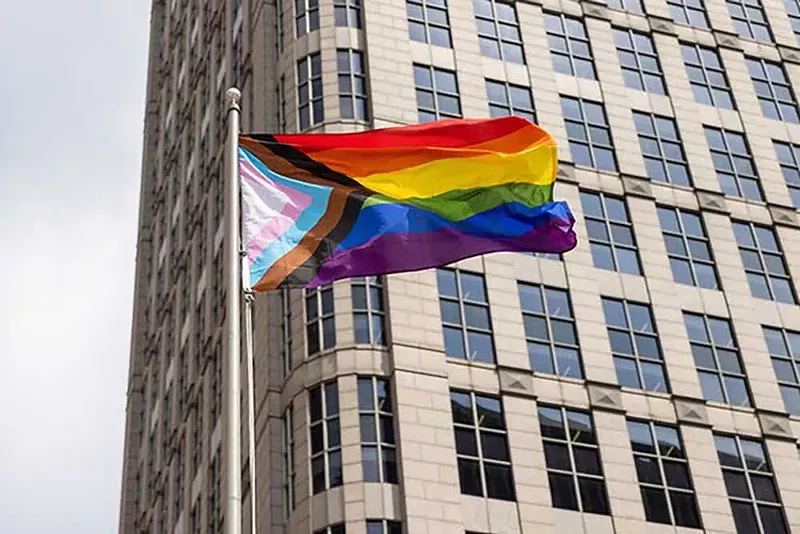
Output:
[0,2,149,532]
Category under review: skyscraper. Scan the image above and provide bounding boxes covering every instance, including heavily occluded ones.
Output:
[119,0,800,533]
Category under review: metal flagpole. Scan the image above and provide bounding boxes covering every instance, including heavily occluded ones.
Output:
[243,291,258,534]
[224,86,243,534]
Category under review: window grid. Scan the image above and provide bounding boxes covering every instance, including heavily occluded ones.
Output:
[485,79,536,123]
[656,206,720,289]
[451,390,515,501]
[309,382,342,494]
[337,49,368,120]
[473,0,525,64]
[518,283,583,379]
[562,97,617,171]
[774,141,800,208]
[726,0,773,42]
[283,403,295,514]
[668,0,709,27]
[747,58,800,123]
[715,434,788,534]
[358,377,397,483]
[764,326,800,414]
[602,298,669,393]
[305,285,335,356]
[684,313,751,407]
[437,269,495,364]
[608,0,645,12]
[366,520,402,534]
[407,0,452,47]
[334,0,361,28]
[732,221,796,304]
[627,421,702,528]
[581,192,641,275]
[538,405,610,515]
[297,53,323,131]
[681,44,736,110]
[295,0,320,37]
[786,0,800,42]
[414,64,462,123]
[352,277,386,345]
[704,128,763,201]
[281,288,292,376]
[544,13,596,79]
[614,29,667,94]
[313,525,345,534]
[633,112,690,185]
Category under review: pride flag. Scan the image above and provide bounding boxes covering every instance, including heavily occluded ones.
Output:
[239,117,576,292]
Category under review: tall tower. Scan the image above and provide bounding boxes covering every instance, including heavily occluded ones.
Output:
[120,0,800,533]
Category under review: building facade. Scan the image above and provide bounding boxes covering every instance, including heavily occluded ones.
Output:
[119,0,800,533]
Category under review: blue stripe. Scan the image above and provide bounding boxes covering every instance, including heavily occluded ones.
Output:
[335,199,569,252]
[240,148,333,287]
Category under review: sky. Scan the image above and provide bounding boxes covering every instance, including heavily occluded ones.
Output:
[0,1,150,532]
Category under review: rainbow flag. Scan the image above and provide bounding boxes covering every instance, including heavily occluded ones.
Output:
[239,117,576,292]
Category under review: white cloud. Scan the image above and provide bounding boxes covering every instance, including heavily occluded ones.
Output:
[0,1,149,531]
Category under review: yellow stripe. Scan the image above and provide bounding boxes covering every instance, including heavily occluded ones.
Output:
[350,141,557,200]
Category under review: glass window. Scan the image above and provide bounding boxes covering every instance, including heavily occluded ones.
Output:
[684,313,751,406]
[715,435,788,534]
[283,403,296,514]
[280,288,293,376]
[358,377,397,483]
[538,405,610,514]
[732,221,796,304]
[518,283,583,379]
[704,127,763,201]
[562,98,617,171]
[305,284,335,355]
[437,269,495,364]
[296,0,320,36]
[613,29,667,94]
[407,0,452,47]
[544,13,596,79]
[337,49,368,121]
[726,0,773,42]
[365,520,402,534]
[451,390,515,500]
[773,141,800,208]
[608,0,645,12]
[627,420,702,528]
[668,0,710,27]
[309,382,342,494]
[352,277,386,345]
[485,79,536,123]
[334,0,361,28]
[473,0,525,64]
[634,113,691,186]
[602,298,669,393]
[581,192,641,275]
[680,44,736,110]
[297,53,324,130]
[414,64,462,123]
[786,0,800,43]
[746,58,800,123]
[763,326,800,414]
[657,207,719,289]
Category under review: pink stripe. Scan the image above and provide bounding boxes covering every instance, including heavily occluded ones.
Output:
[240,157,312,262]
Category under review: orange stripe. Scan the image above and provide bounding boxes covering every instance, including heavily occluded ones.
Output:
[305,123,551,178]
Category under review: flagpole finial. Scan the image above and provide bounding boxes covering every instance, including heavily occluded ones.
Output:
[226,87,241,111]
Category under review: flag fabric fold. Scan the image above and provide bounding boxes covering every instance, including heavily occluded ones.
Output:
[239,117,577,292]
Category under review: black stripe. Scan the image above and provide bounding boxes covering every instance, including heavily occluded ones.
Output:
[277,189,370,288]
[246,133,363,188]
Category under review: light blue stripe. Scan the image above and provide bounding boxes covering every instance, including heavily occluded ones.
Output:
[240,147,333,286]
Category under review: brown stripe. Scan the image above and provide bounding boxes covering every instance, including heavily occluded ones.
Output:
[252,186,351,290]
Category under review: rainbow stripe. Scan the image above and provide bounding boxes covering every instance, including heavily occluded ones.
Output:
[240,117,576,291]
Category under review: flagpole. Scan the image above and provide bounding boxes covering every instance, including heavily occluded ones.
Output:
[224,86,243,534]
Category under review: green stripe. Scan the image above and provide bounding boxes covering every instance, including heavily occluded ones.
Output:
[363,182,554,222]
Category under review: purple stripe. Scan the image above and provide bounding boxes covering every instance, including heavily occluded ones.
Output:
[307,215,576,287]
